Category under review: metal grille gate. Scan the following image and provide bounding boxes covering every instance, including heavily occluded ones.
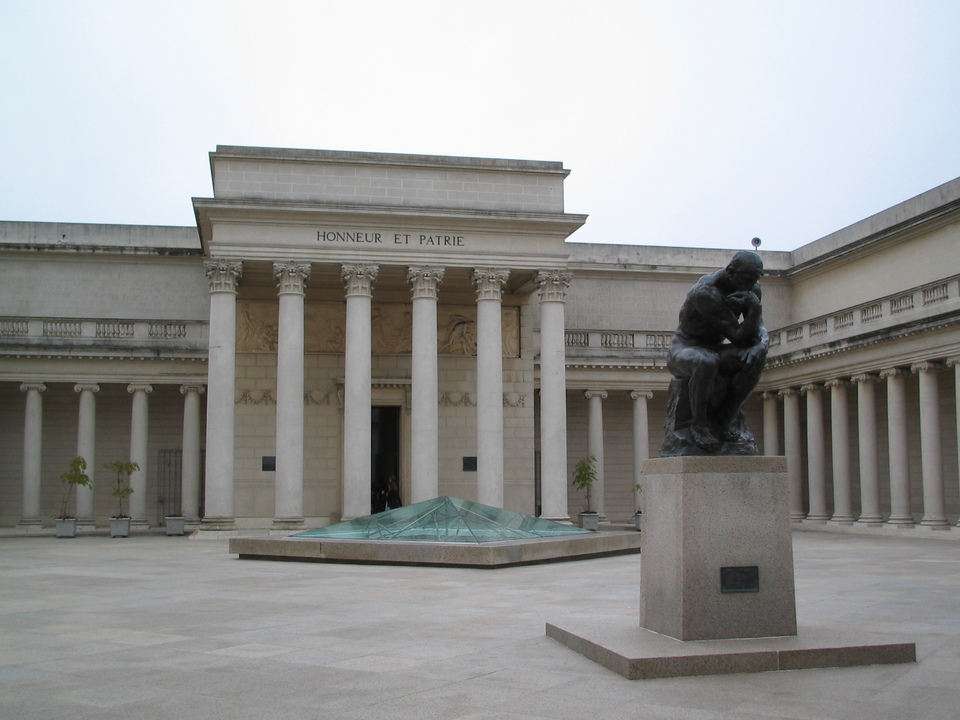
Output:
[157,449,182,526]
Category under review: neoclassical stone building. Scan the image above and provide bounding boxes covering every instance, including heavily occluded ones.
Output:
[1,146,958,535]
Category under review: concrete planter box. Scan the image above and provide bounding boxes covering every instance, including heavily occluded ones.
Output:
[165,516,186,536]
[578,512,599,531]
[110,518,131,537]
[56,518,77,538]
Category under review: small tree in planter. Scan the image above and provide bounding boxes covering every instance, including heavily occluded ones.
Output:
[104,461,138,537]
[573,455,599,530]
[56,456,92,538]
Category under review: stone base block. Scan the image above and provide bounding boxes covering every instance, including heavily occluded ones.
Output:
[229,531,640,568]
[640,455,796,640]
[546,620,916,680]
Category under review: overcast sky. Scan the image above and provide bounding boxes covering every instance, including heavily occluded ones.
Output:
[3,0,959,252]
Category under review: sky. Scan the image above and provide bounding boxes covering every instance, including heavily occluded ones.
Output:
[2,0,960,252]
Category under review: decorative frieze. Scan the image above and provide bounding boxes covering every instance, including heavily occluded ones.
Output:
[439,391,476,407]
[204,260,243,293]
[535,270,572,302]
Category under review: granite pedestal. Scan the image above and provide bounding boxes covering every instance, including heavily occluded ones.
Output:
[639,455,796,641]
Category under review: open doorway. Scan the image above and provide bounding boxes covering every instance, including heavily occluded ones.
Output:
[371,405,402,513]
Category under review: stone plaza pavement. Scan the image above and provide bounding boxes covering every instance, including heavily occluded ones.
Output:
[1,530,958,720]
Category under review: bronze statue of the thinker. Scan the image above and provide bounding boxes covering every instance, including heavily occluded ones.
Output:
[660,251,768,456]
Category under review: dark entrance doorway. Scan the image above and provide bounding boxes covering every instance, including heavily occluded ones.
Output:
[371,406,401,513]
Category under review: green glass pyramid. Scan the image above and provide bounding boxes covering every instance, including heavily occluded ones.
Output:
[293,496,591,543]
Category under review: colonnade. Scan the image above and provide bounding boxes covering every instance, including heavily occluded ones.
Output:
[577,388,653,518]
[17,381,205,529]
[766,358,960,527]
[202,259,573,530]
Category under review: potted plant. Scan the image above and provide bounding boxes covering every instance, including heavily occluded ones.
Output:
[633,483,643,531]
[56,456,92,538]
[573,455,599,530]
[104,460,138,537]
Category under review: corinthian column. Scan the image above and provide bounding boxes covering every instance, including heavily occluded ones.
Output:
[762,391,780,456]
[341,263,378,519]
[912,362,948,528]
[203,259,242,531]
[472,268,509,508]
[74,383,100,528]
[408,266,444,504]
[19,382,46,530]
[127,383,152,528]
[802,383,828,522]
[826,378,854,524]
[851,374,881,525]
[274,262,311,530]
[880,368,913,526]
[780,388,804,521]
[180,384,205,524]
[949,357,960,528]
[631,390,653,511]
[585,390,607,517]
[537,270,572,522]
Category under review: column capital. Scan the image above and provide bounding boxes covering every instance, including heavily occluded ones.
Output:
[74,383,101,394]
[180,384,206,396]
[850,373,878,384]
[19,382,46,393]
[472,268,510,300]
[341,264,379,296]
[824,378,849,389]
[800,383,823,395]
[584,389,608,400]
[778,387,799,398]
[879,367,907,380]
[204,260,243,293]
[945,356,960,369]
[911,360,943,374]
[761,391,780,401]
[536,269,573,302]
[127,383,153,394]
[407,266,445,299]
[273,262,311,295]
[630,389,653,401]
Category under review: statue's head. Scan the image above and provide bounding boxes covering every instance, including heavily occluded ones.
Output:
[725,251,763,290]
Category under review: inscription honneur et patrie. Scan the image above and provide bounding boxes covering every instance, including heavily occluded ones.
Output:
[317,230,466,247]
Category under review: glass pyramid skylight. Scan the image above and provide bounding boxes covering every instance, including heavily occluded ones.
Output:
[293,496,592,544]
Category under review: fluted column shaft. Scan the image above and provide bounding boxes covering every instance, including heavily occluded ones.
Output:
[585,390,607,517]
[408,266,444,504]
[537,270,572,522]
[827,379,854,523]
[19,383,46,528]
[203,260,242,529]
[473,268,509,508]
[780,388,804,521]
[342,264,378,519]
[950,357,960,528]
[913,362,948,527]
[274,262,311,528]
[180,384,204,523]
[762,392,780,456]
[631,390,652,511]
[881,368,913,526]
[127,384,152,527]
[802,384,828,522]
[851,374,881,525]
[74,383,100,525]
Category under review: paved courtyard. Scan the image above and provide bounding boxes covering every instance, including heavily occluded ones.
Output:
[1,530,958,719]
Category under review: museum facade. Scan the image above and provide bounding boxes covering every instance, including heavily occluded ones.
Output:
[2,146,959,535]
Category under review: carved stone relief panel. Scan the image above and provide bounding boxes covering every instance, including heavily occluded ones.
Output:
[236,300,519,357]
